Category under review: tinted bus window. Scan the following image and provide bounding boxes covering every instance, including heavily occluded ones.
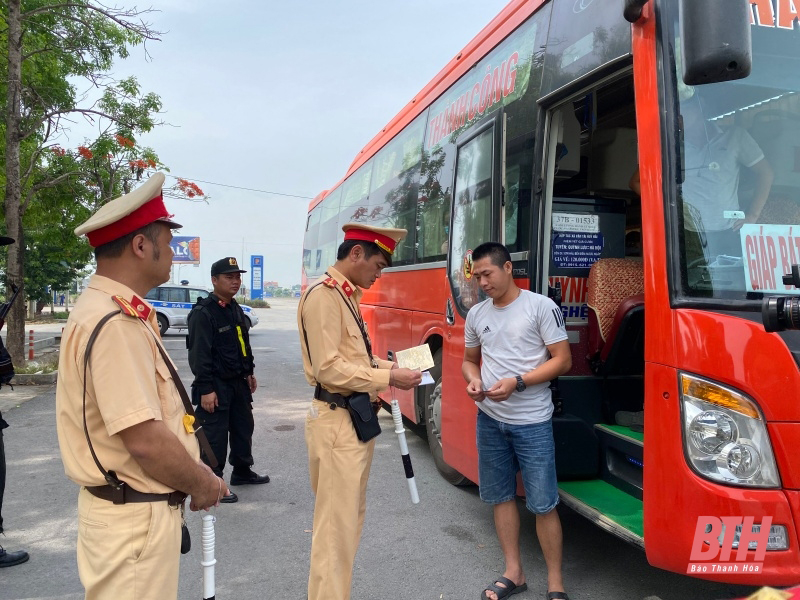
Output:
[419,14,544,263]
[540,0,630,97]
[368,113,426,265]
[319,187,342,272]
[418,144,455,263]
[504,132,535,253]
[340,163,372,225]
[450,127,494,313]
[303,205,322,278]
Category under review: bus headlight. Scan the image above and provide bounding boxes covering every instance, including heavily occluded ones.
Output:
[680,373,780,488]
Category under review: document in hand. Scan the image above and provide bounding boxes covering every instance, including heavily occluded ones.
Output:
[395,345,435,371]
[395,345,436,386]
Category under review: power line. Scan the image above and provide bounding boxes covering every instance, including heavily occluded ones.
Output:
[156,171,315,199]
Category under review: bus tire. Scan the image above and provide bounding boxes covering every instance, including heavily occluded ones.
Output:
[423,350,469,486]
[157,313,169,336]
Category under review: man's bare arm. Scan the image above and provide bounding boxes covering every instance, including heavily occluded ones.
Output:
[118,419,224,510]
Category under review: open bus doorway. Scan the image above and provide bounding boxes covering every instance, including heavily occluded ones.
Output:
[539,72,646,547]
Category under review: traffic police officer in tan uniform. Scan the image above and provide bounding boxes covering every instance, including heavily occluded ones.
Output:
[298,223,422,600]
[56,173,226,600]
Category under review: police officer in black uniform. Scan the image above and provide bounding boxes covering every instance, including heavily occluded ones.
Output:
[0,235,29,567]
[187,257,269,503]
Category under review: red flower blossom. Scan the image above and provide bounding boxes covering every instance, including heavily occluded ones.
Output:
[77,146,93,160]
[50,146,66,157]
[176,178,204,199]
[115,134,135,148]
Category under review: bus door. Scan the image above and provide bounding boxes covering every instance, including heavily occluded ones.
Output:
[538,76,648,547]
[440,110,505,483]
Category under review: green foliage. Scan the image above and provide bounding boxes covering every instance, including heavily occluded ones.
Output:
[21,179,93,303]
[246,299,272,308]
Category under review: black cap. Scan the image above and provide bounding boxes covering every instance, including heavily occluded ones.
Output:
[211,257,247,276]
[0,237,15,246]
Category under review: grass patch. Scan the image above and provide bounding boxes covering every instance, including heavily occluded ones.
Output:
[15,352,59,374]
[244,299,271,308]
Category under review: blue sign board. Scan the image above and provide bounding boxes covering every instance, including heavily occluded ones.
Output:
[250,255,263,300]
[552,232,604,269]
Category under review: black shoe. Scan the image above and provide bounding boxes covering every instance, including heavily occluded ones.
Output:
[230,470,270,486]
[0,546,29,568]
[220,491,238,503]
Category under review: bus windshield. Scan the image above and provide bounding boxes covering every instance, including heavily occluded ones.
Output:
[665,2,800,302]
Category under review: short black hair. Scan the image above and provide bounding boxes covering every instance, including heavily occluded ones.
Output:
[471,242,511,268]
[94,222,163,261]
[337,239,391,266]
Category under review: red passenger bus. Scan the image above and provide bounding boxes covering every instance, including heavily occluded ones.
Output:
[302,0,800,584]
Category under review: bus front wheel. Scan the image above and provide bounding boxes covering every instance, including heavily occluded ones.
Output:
[424,350,469,486]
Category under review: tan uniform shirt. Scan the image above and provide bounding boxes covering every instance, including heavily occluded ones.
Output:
[298,266,393,400]
[56,275,200,494]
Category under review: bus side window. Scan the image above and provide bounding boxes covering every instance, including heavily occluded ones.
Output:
[504,132,535,253]
[367,114,425,266]
[318,188,342,271]
[303,205,322,277]
[418,145,455,263]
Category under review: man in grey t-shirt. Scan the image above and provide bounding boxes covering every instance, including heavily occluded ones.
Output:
[462,242,571,600]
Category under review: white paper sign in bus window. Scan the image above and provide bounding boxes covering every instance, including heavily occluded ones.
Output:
[741,224,800,295]
[553,213,599,233]
[552,213,604,269]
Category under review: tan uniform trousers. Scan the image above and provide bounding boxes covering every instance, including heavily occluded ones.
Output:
[306,399,376,600]
[76,487,182,600]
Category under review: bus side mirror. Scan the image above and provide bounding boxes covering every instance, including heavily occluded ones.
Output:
[679,0,752,85]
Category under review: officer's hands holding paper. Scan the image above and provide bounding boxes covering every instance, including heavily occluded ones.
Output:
[394,345,436,386]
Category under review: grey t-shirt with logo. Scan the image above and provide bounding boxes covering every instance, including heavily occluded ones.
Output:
[464,290,568,425]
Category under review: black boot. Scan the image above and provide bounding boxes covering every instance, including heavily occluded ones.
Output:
[0,545,29,568]
[230,469,270,486]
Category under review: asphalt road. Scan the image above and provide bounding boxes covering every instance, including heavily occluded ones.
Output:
[0,298,760,599]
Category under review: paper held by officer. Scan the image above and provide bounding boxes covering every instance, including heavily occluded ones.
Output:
[394,345,435,385]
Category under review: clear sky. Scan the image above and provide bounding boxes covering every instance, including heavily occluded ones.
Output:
[76,0,509,289]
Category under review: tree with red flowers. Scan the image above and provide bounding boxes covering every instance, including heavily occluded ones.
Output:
[0,1,207,362]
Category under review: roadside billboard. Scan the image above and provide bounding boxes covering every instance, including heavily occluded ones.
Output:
[171,236,200,264]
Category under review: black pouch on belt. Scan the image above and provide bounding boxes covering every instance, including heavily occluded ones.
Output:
[181,522,191,554]
[346,392,381,442]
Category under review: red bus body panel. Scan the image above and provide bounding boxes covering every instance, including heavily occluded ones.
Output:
[361,267,449,423]
[635,2,800,584]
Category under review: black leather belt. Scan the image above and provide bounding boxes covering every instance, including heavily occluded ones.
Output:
[314,384,350,409]
[86,484,187,507]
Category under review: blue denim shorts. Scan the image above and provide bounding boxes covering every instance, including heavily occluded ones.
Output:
[476,409,559,514]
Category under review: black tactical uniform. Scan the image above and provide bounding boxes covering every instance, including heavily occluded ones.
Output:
[187,292,258,479]
[0,234,30,567]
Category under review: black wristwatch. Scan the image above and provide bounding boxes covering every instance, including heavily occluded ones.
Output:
[515,375,526,392]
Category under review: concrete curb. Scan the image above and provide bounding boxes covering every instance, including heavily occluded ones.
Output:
[12,371,57,385]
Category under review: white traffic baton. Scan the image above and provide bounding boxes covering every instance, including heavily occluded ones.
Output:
[201,513,217,600]
[390,395,419,504]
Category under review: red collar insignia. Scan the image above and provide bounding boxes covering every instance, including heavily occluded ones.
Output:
[112,295,151,320]
[218,300,227,308]
[322,277,337,289]
[341,281,354,297]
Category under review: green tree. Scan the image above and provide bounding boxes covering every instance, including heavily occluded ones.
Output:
[1,0,161,361]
